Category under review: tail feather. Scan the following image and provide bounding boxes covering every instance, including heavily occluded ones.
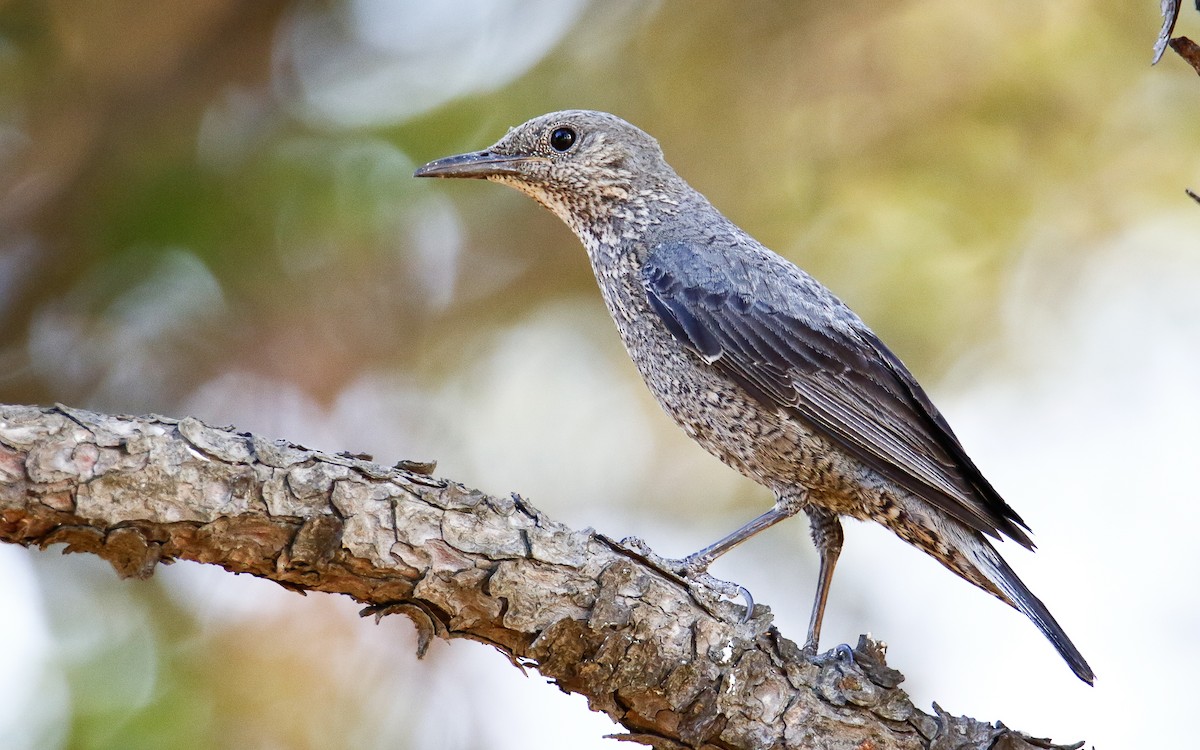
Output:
[966,537,1095,685]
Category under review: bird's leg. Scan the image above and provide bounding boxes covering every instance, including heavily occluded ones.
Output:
[803,506,843,655]
[679,503,798,574]
[630,500,800,619]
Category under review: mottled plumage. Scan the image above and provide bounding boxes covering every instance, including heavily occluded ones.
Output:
[415,110,1093,684]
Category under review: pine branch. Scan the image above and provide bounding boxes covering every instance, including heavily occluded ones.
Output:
[0,404,1084,750]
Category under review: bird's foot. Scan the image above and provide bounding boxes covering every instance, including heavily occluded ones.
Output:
[613,537,756,622]
[685,570,755,622]
[807,637,904,689]
[806,642,856,666]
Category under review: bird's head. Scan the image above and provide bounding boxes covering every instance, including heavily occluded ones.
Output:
[415,110,683,233]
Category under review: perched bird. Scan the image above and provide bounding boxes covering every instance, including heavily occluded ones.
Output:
[415,110,1094,684]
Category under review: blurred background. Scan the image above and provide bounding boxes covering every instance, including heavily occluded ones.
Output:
[1,0,1198,747]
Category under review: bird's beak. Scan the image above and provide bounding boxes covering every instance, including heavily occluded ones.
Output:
[413,150,528,179]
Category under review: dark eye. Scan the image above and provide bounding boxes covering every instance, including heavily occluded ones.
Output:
[549,127,576,152]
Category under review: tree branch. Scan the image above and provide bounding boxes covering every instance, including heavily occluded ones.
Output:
[0,404,1083,750]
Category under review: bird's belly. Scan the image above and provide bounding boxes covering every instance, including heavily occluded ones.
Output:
[627,337,879,518]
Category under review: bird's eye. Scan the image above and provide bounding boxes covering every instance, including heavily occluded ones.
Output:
[549,127,576,152]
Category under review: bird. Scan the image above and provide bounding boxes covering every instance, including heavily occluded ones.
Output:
[414,110,1094,684]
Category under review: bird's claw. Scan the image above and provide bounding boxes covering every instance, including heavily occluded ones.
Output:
[807,642,857,666]
[688,571,755,621]
[611,538,755,621]
[656,557,755,622]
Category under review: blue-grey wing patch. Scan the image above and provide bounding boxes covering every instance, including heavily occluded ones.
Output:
[642,241,1033,548]
[645,288,721,361]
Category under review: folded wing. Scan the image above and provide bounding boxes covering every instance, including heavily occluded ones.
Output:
[642,240,1033,547]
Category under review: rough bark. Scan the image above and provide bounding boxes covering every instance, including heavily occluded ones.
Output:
[0,404,1083,750]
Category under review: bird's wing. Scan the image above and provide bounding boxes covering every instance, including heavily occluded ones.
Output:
[642,241,1032,547]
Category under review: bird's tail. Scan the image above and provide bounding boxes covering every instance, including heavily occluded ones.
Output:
[964,536,1095,685]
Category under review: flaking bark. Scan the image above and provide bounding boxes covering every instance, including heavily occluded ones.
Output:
[0,404,1083,750]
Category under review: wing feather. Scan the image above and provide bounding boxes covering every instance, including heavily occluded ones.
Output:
[642,241,1032,547]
